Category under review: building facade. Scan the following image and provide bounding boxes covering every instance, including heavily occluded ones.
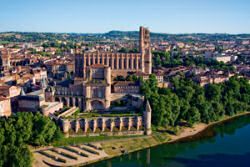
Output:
[75,27,152,79]
[45,27,152,112]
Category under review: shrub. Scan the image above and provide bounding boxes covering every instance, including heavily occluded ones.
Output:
[64,146,80,154]
[86,143,102,150]
[81,145,100,155]
[80,152,89,157]
[60,151,78,160]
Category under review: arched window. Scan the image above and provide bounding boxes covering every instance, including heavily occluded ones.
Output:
[114,58,117,69]
[134,58,136,69]
[109,57,112,67]
[119,58,122,69]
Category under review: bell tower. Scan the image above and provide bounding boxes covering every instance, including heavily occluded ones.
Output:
[139,26,152,74]
[75,46,84,78]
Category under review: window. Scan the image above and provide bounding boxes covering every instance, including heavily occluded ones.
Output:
[114,58,117,69]
[124,58,127,69]
[109,58,112,67]
[134,58,136,69]
[129,58,131,68]
[119,58,122,69]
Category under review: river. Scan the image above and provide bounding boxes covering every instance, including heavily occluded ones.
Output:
[88,114,250,167]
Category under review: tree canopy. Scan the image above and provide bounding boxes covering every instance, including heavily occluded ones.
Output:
[152,51,235,71]
[0,112,63,167]
[141,74,249,127]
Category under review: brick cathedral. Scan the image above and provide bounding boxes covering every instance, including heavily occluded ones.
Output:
[75,26,152,78]
[45,26,152,111]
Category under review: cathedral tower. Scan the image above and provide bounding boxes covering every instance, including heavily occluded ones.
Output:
[75,47,84,78]
[139,27,152,74]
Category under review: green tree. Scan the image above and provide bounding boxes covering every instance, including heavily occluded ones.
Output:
[187,107,201,126]
[205,84,222,101]
[31,113,57,145]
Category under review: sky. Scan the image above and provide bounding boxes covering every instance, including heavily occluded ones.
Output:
[0,0,250,34]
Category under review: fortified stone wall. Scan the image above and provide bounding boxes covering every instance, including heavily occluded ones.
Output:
[61,116,144,136]
[60,100,152,136]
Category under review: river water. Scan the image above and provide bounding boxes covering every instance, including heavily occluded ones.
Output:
[88,114,250,167]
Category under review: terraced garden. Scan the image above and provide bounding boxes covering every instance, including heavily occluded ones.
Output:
[33,143,107,167]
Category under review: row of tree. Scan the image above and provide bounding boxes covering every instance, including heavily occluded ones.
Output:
[113,75,141,82]
[118,48,139,53]
[0,112,63,167]
[141,74,249,127]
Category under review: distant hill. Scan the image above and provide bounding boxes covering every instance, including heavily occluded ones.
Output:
[1,30,250,43]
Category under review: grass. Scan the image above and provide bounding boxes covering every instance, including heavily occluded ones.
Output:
[57,157,66,163]
[60,151,78,160]
[39,150,66,163]
[101,133,170,156]
[80,152,89,157]
[64,112,143,118]
[52,135,144,147]
[64,146,81,154]
[39,151,56,159]
[51,148,61,154]
[86,143,103,150]
[81,145,100,155]
[55,107,72,116]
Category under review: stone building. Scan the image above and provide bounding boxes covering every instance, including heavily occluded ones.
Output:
[60,100,152,136]
[75,27,152,79]
[18,80,63,115]
[42,27,153,135]
[45,27,153,112]
[0,85,21,112]
[0,48,11,72]
[113,81,140,94]
[0,97,11,117]
[46,64,112,111]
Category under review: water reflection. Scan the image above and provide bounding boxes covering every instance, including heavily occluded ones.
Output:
[88,114,250,167]
[168,152,250,167]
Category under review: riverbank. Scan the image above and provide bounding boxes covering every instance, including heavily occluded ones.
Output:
[88,112,250,165]
[32,112,250,167]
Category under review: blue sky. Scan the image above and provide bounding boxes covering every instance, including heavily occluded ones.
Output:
[0,0,249,34]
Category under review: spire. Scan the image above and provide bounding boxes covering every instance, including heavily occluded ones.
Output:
[40,78,47,89]
[20,87,26,96]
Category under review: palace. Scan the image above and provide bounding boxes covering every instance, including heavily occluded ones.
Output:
[45,26,153,112]
[43,27,153,136]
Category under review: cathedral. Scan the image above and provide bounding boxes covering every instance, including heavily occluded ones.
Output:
[45,26,152,112]
[75,26,152,78]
